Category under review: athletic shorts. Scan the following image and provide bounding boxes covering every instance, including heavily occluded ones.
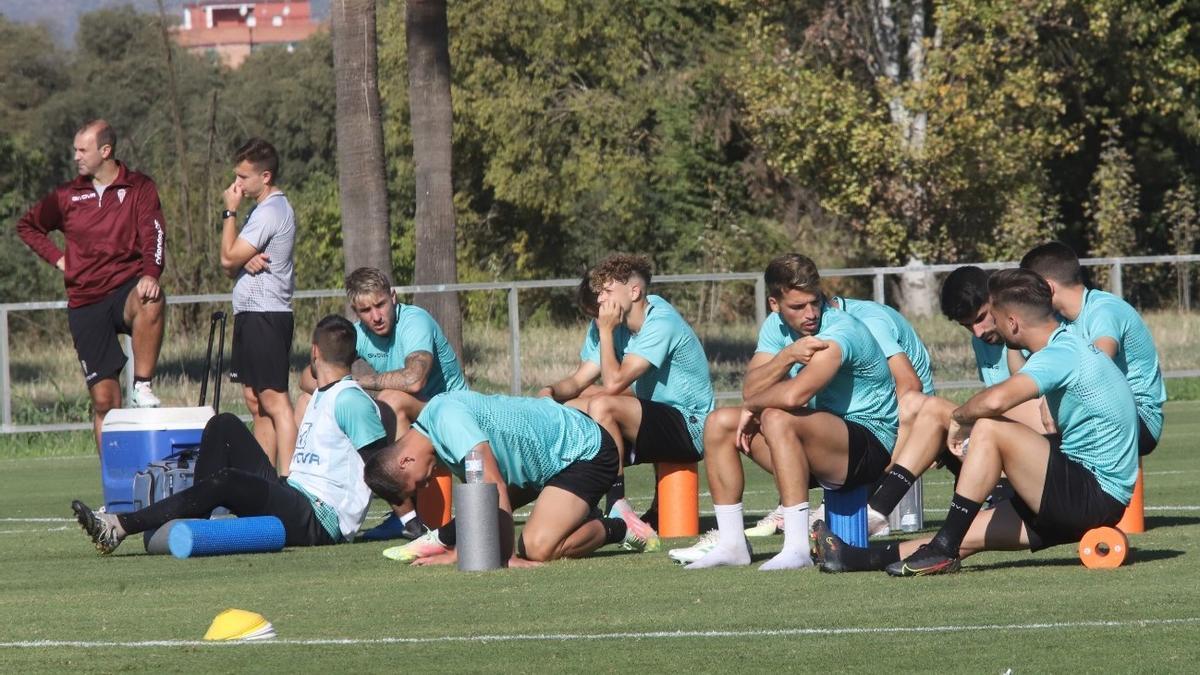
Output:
[544,426,619,508]
[230,311,294,392]
[1138,417,1158,456]
[818,419,892,492]
[1010,439,1127,552]
[67,275,138,387]
[628,399,703,465]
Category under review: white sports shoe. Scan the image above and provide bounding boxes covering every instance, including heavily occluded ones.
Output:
[130,381,161,408]
[744,505,784,538]
[810,503,891,537]
[668,530,720,565]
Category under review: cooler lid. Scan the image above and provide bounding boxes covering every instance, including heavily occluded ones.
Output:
[101,406,216,431]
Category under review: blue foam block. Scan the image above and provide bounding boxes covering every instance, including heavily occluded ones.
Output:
[825,485,869,548]
[167,516,286,559]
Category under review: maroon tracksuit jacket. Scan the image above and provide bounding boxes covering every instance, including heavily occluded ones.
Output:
[16,161,166,308]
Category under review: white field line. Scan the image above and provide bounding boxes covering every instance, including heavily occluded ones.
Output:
[1,617,1197,649]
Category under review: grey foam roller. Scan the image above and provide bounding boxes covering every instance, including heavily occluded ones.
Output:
[453,482,502,571]
[143,519,187,554]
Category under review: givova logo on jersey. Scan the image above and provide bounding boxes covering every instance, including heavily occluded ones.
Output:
[293,422,321,466]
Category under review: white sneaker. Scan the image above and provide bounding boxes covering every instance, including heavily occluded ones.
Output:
[130,381,161,408]
[668,530,719,565]
[810,503,891,537]
[744,505,784,537]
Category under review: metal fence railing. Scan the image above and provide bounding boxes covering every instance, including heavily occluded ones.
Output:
[4,253,1200,434]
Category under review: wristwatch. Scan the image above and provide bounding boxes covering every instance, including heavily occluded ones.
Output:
[221,209,237,220]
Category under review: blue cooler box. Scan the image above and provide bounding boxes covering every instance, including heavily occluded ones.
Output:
[100,407,215,513]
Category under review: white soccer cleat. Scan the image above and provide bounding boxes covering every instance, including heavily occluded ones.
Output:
[684,535,753,570]
[744,505,784,538]
[130,381,161,408]
[668,529,720,565]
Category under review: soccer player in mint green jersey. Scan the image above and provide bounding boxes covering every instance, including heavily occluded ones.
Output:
[815,270,1139,576]
[72,315,387,554]
[684,254,898,571]
[363,392,653,565]
[299,267,469,542]
[581,254,715,542]
[1021,241,1166,455]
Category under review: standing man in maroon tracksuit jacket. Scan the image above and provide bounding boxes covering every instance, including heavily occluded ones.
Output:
[15,119,167,450]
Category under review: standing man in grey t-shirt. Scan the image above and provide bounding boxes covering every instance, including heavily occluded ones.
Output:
[220,138,297,469]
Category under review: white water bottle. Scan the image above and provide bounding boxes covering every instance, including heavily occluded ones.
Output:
[465,448,484,484]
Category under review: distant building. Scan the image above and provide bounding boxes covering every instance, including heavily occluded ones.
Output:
[173,1,322,68]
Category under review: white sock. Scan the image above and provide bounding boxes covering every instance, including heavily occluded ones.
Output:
[399,510,416,525]
[714,503,745,550]
[759,502,813,571]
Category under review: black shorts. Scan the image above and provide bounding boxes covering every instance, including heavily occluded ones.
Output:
[67,275,138,387]
[820,419,892,492]
[1010,439,1128,552]
[628,399,703,465]
[1138,416,1158,456]
[544,425,620,508]
[230,311,294,392]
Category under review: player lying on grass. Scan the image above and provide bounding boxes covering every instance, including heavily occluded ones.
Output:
[1020,241,1165,456]
[547,254,714,537]
[72,315,386,554]
[681,253,899,570]
[364,391,654,565]
[814,270,1139,576]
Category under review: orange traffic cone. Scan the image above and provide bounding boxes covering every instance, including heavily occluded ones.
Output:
[656,462,700,537]
[416,465,454,529]
[1116,459,1145,534]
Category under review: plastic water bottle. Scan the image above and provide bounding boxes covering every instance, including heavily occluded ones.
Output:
[465,448,484,484]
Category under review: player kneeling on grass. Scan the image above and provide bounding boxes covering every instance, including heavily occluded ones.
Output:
[814,270,1139,576]
[364,391,652,566]
[72,315,387,554]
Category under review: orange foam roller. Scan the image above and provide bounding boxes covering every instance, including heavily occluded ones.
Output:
[416,465,454,529]
[1116,460,1145,534]
[1078,526,1130,569]
[656,462,699,537]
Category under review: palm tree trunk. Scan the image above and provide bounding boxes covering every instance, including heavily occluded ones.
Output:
[406,0,463,356]
[331,0,392,283]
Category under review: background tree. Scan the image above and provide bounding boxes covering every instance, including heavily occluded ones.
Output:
[331,0,392,282]
[405,0,462,354]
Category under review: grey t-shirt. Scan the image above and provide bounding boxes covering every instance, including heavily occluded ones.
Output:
[232,191,295,313]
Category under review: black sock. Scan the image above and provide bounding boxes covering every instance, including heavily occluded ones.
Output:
[868,465,917,516]
[438,520,457,547]
[601,517,627,545]
[134,376,151,384]
[930,493,982,557]
[605,477,626,512]
[837,542,902,571]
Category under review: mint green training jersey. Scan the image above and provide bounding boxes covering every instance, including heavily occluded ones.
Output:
[1017,326,1139,503]
[1067,288,1166,441]
[833,296,934,394]
[972,337,1011,387]
[755,307,899,450]
[354,303,468,401]
[584,295,715,454]
[414,391,602,489]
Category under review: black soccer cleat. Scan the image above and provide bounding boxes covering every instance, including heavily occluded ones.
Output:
[885,544,961,577]
[810,519,851,573]
[72,500,124,554]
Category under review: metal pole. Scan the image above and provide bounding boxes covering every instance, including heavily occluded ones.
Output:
[121,334,134,404]
[508,287,521,395]
[1,309,10,431]
[1111,261,1123,298]
[754,276,766,326]
[873,272,886,304]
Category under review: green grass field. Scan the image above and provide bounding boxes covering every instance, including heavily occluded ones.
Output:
[1,404,1198,672]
